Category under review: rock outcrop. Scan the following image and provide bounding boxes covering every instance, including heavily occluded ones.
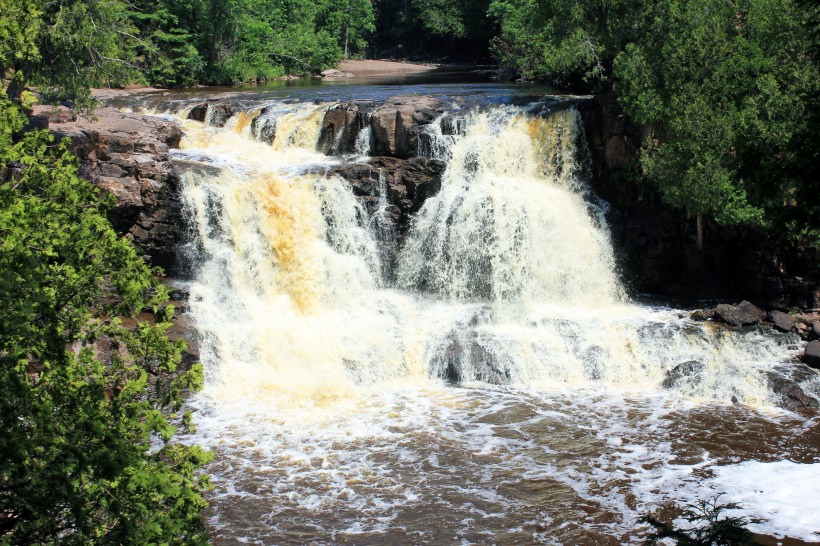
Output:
[324,156,446,227]
[714,300,767,326]
[803,340,820,369]
[369,96,444,158]
[35,106,184,273]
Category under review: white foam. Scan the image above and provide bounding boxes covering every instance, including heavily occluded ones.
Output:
[705,461,820,542]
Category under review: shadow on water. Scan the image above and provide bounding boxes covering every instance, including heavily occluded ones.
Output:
[106,66,573,111]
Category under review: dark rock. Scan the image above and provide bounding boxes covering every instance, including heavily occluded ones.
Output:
[661,360,706,389]
[811,322,820,340]
[324,156,445,223]
[767,370,819,411]
[317,101,375,155]
[690,309,714,321]
[251,107,277,144]
[714,300,766,326]
[187,101,234,127]
[769,310,796,332]
[440,331,508,385]
[803,340,820,369]
[188,102,208,122]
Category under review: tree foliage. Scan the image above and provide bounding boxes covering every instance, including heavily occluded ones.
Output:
[3,0,139,111]
[372,0,495,59]
[490,0,819,243]
[0,94,212,544]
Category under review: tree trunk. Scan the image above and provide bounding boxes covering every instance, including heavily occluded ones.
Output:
[696,214,704,250]
[344,24,349,59]
[5,62,36,103]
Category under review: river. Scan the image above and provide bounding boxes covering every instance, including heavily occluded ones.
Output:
[117,77,820,545]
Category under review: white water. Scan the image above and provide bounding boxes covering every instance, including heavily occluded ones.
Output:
[165,98,818,544]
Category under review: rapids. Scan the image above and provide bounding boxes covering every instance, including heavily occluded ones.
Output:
[135,87,819,544]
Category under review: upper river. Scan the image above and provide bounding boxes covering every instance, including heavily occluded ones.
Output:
[113,75,820,545]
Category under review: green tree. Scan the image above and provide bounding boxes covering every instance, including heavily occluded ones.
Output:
[4,0,138,111]
[490,0,819,245]
[0,94,212,544]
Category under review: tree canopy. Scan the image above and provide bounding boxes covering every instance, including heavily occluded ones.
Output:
[0,93,212,544]
[490,0,819,243]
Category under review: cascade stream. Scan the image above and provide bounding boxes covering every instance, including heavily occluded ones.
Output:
[133,91,819,544]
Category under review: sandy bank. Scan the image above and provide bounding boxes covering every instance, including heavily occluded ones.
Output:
[337,59,438,76]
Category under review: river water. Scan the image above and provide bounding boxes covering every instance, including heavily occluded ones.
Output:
[121,79,819,544]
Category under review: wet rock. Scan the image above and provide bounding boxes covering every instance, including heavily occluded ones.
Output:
[690,309,714,321]
[42,106,184,272]
[803,340,820,369]
[440,331,509,385]
[714,300,766,326]
[661,360,706,389]
[251,107,277,144]
[187,101,234,127]
[370,96,444,158]
[324,156,445,222]
[769,310,796,332]
[318,101,375,155]
[767,369,820,411]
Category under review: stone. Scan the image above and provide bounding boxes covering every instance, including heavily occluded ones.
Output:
[769,310,796,332]
[690,309,714,321]
[46,106,184,273]
[714,300,766,326]
[321,69,352,78]
[370,96,443,158]
[811,322,820,340]
[661,360,706,389]
[186,102,234,127]
[767,369,820,411]
[440,331,509,385]
[803,340,820,369]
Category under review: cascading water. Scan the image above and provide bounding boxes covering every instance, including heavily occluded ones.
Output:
[157,94,819,544]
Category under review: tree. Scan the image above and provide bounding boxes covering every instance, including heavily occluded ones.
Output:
[0,94,212,544]
[4,0,138,111]
[490,0,819,244]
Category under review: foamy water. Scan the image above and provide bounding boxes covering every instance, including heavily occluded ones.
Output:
[152,97,820,544]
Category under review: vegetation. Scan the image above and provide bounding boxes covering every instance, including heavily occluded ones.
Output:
[371,0,495,59]
[643,495,763,545]
[489,0,819,244]
[0,93,212,543]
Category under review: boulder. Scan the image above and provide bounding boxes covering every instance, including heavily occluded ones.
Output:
[766,370,819,411]
[321,69,352,78]
[769,310,796,332]
[714,300,766,326]
[811,322,820,340]
[318,101,375,155]
[187,101,234,127]
[690,309,714,321]
[370,96,444,158]
[324,156,445,221]
[661,360,706,389]
[439,331,509,385]
[803,340,820,369]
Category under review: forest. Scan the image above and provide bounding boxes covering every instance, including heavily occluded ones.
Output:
[1,0,819,542]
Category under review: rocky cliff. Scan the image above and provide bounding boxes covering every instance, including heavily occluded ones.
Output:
[32,105,184,274]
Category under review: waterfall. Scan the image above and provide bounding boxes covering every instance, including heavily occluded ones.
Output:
[171,99,801,407]
[398,109,620,304]
[149,93,819,544]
